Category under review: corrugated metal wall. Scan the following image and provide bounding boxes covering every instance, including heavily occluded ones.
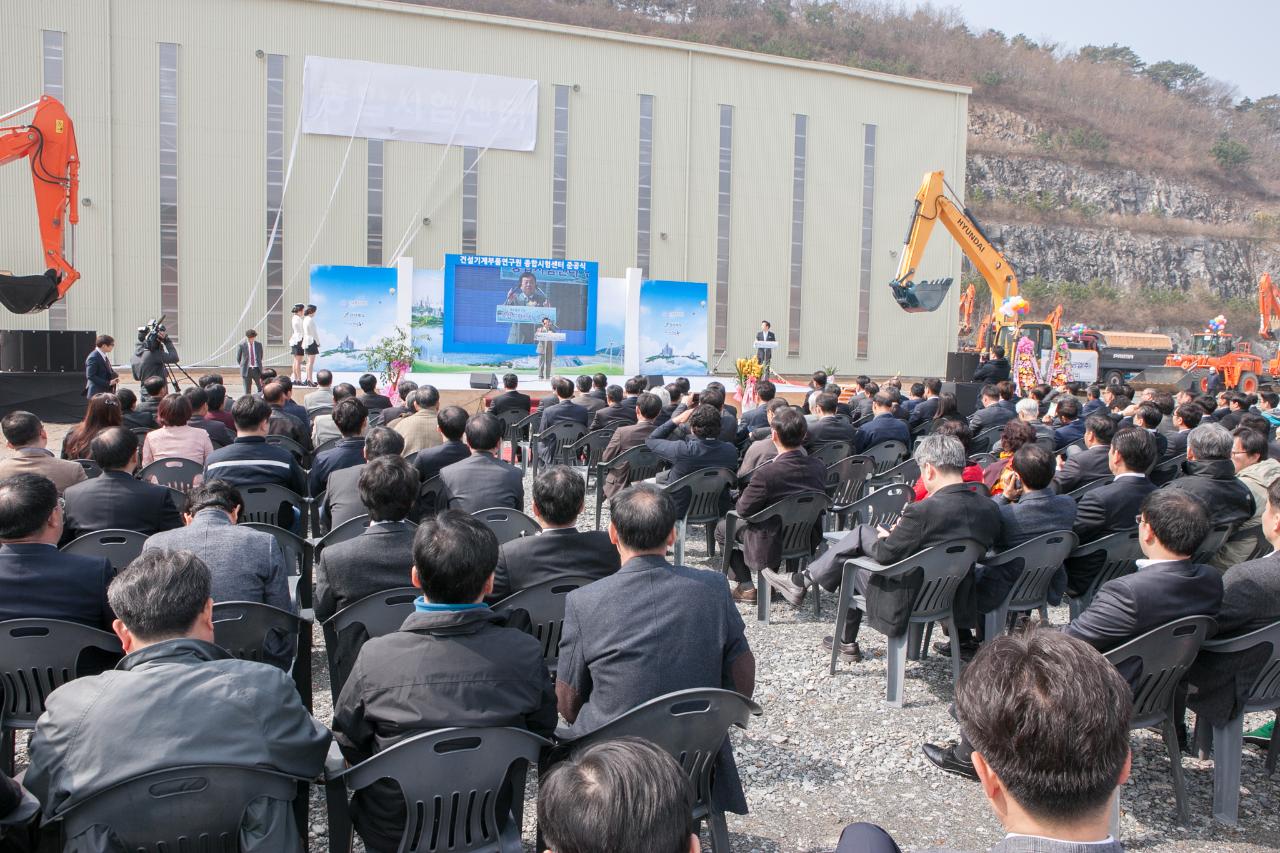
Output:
[0,0,968,375]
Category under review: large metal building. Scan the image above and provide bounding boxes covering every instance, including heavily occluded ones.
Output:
[2,0,969,375]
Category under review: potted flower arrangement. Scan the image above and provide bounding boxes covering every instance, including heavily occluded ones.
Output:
[735,356,765,411]
[364,327,416,403]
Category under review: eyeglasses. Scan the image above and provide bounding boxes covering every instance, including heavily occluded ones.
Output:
[1134,514,1145,526]
[1230,449,1251,456]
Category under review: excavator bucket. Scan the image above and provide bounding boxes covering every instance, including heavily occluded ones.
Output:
[0,270,61,315]
[890,277,953,313]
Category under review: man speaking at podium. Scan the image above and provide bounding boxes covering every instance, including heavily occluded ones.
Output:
[504,270,550,344]
[755,320,776,372]
[535,317,560,380]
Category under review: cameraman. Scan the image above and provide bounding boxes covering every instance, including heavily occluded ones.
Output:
[133,324,179,386]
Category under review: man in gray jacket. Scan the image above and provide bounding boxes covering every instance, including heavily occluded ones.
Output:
[23,550,329,851]
[143,480,293,611]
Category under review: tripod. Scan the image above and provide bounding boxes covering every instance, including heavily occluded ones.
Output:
[164,360,199,393]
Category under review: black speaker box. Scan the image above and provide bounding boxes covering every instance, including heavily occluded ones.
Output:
[942,381,983,418]
[945,351,980,382]
[644,374,664,389]
[469,372,497,390]
[0,329,96,373]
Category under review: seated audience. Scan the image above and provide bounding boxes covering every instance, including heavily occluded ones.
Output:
[411,404,471,483]
[854,391,911,453]
[0,473,113,628]
[911,420,984,501]
[116,387,156,431]
[600,392,662,498]
[371,380,418,427]
[23,550,330,849]
[539,738,698,853]
[968,384,1015,434]
[766,435,1003,662]
[1213,426,1280,569]
[203,383,236,431]
[1167,423,1255,534]
[1052,414,1114,494]
[1167,401,1202,458]
[539,377,591,467]
[489,465,620,601]
[263,381,313,454]
[717,408,827,603]
[308,397,368,496]
[557,484,755,817]
[1081,383,1105,417]
[324,427,405,529]
[1131,403,1169,458]
[204,394,307,495]
[275,376,311,430]
[589,383,637,432]
[391,386,443,456]
[356,374,392,419]
[303,368,335,413]
[332,511,555,852]
[908,380,941,429]
[142,480,292,610]
[982,418,1034,496]
[487,372,533,414]
[141,393,215,467]
[61,393,124,460]
[807,392,857,449]
[698,384,740,444]
[439,413,524,513]
[736,379,776,439]
[660,383,683,423]
[571,374,607,413]
[647,404,738,518]
[927,392,965,432]
[1012,396,1056,452]
[312,382,357,446]
[738,399,791,479]
[135,375,167,419]
[183,386,234,448]
[0,410,87,493]
[1049,395,1084,450]
[62,428,183,542]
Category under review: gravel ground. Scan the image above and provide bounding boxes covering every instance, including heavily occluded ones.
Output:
[9,419,1279,852]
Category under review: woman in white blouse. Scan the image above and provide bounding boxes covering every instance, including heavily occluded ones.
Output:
[302,304,320,387]
[289,302,305,384]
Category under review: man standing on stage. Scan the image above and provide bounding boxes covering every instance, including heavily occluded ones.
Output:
[85,335,117,398]
[237,329,264,395]
[505,271,550,345]
[536,317,558,380]
[755,320,776,375]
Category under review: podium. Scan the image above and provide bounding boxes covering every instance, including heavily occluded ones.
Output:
[534,332,567,343]
[534,331,566,380]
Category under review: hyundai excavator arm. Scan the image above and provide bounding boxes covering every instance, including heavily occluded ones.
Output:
[1259,273,1280,340]
[890,170,1019,315]
[0,95,80,314]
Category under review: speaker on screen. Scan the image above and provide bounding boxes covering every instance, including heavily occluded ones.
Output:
[469,372,498,390]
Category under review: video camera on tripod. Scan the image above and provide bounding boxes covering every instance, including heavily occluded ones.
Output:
[137,315,168,351]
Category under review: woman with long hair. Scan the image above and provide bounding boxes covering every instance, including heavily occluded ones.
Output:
[141,393,214,467]
[62,393,124,460]
[984,418,1037,495]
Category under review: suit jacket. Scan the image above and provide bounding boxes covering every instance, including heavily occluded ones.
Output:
[489,527,621,601]
[438,452,524,514]
[855,413,911,454]
[84,349,115,397]
[736,405,770,443]
[978,490,1077,613]
[807,416,857,450]
[61,471,183,543]
[1166,429,1189,458]
[391,410,443,456]
[931,838,1123,853]
[645,419,738,517]
[315,522,417,622]
[143,510,291,610]
[282,399,310,431]
[589,402,636,432]
[267,408,313,454]
[124,409,158,431]
[412,439,471,483]
[1051,443,1112,494]
[1065,559,1223,684]
[0,543,114,629]
[969,403,1015,434]
[308,437,367,496]
[733,449,828,570]
[971,357,1011,383]
[357,392,392,417]
[600,420,658,498]
[807,483,1005,636]
[1168,459,1255,528]
[738,437,779,479]
[235,340,264,377]
[373,404,408,428]
[488,390,532,414]
[557,554,751,813]
[323,463,367,528]
[907,396,940,429]
[187,414,234,449]
[754,329,776,361]
[1072,474,1154,545]
[303,387,334,413]
[1053,418,1087,450]
[1188,551,1280,724]
[849,395,874,421]
[571,393,606,414]
[0,447,87,494]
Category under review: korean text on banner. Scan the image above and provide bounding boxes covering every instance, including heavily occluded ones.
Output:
[301,56,539,152]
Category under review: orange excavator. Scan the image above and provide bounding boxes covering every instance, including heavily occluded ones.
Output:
[0,95,80,314]
[1259,273,1280,340]
[957,282,975,336]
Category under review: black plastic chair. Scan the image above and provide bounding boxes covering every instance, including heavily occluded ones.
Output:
[1066,529,1142,621]
[75,458,102,478]
[863,440,909,476]
[566,428,616,482]
[1191,618,1280,825]
[61,528,149,570]
[968,452,998,468]
[412,474,449,522]
[1191,521,1236,565]
[325,726,549,853]
[321,587,419,703]
[825,455,875,531]
[1061,439,1087,458]
[1150,453,1186,486]
[264,433,306,461]
[49,764,309,852]
[1065,476,1114,500]
[830,540,987,707]
[0,618,122,774]
[978,530,1078,641]
[1106,615,1215,825]
[313,437,341,457]
[661,467,736,565]
[238,483,307,532]
[1238,524,1274,562]
[508,412,541,472]
[593,446,664,530]
[310,406,334,420]
[810,441,853,466]
[833,483,912,532]
[311,514,373,564]
[868,457,919,490]
[473,507,541,545]
[530,421,587,478]
[492,575,596,671]
[211,601,311,710]
[555,689,762,853]
[137,456,204,493]
[721,492,831,623]
[970,426,1004,455]
[242,521,313,610]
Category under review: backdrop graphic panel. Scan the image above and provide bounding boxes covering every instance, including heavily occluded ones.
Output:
[637,280,709,375]
[308,265,400,371]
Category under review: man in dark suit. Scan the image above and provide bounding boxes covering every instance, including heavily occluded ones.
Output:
[570,375,606,414]
[84,335,116,398]
[618,376,646,416]
[323,427,405,529]
[1132,403,1168,459]
[971,345,1010,383]
[61,428,183,543]
[1050,396,1085,450]
[235,329,264,395]
[411,405,471,483]
[0,474,114,629]
[1081,384,1105,418]
[589,384,637,432]
[356,373,392,420]
[968,385,1015,435]
[135,376,167,420]
[765,434,1004,662]
[646,404,738,518]
[556,484,756,818]
[1168,422,1255,532]
[263,382,313,455]
[308,398,368,496]
[1167,402,1202,458]
[907,378,942,430]
[1051,414,1114,494]
[182,387,234,449]
[590,373,609,402]
[854,392,911,453]
[735,380,776,443]
[697,384,739,443]
[806,393,857,450]
[717,408,827,604]
[538,377,590,468]
[438,413,524,513]
[755,320,776,370]
[847,377,875,421]
[488,466,620,601]
[486,373,532,415]
[599,393,661,499]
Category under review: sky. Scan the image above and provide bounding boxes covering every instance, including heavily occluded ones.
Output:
[903,0,1278,100]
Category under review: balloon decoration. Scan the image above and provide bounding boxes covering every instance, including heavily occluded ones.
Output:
[1204,314,1228,334]
[998,295,1031,318]
[1066,322,1088,339]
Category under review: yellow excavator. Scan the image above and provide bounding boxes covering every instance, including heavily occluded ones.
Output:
[890,170,1057,356]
